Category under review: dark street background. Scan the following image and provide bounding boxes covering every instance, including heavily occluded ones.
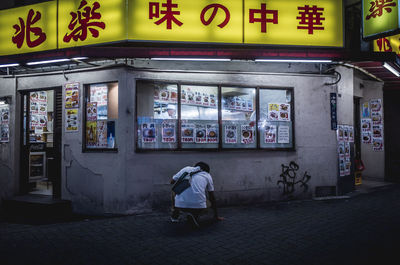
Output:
[1,184,400,265]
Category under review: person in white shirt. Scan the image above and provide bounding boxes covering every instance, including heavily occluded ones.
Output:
[170,162,223,227]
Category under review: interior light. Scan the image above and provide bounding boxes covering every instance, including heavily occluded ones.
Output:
[151,58,231,62]
[383,62,400,77]
[0,101,5,105]
[0,63,19,68]
[26,59,70,66]
[255,59,332,63]
[71,57,89,60]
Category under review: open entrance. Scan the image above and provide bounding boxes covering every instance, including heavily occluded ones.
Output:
[20,88,62,198]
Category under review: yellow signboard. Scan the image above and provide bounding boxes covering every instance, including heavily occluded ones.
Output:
[0,1,57,56]
[58,0,127,49]
[128,0,243,43]
[244,0,343,47]
[373,34,400,55]
[363,0,400,39]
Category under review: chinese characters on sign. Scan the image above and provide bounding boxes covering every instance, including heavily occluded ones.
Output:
[297,5,325,34]
[249,3,278,33]
[12,9,46,49]
[363,0,399,39]
[366,0,397,20]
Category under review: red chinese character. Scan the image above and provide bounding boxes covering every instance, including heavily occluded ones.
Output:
[149,0,183,29]
[366,0,397,20]
[376,38,393,52]
[63,0,106,43]
[200,4,230,28]
[12,9,46,49]
[249,3,278,33]
[297,5,325,34]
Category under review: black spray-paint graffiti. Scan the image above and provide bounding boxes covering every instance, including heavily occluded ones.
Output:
[277,161,311,196]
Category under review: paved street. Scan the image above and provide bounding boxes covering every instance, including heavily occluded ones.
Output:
[1,184,400,265]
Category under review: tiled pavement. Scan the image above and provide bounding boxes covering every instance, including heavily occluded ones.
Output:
[1,183,400,265]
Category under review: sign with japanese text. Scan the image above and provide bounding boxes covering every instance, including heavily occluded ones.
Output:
[0,1,57,56]
[244,0,343,46]
[58,0,126,49]
[363,0,400,39]
[373,34,400,55]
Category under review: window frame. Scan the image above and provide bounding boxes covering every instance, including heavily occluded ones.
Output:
[135,79,295,152]
[82,81,119,153]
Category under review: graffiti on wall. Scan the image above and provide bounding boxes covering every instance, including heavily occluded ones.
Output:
[277,161,311,196]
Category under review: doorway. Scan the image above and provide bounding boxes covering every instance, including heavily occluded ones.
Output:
[20,88,62,198]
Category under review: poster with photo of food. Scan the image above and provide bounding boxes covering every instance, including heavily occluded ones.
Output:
[372,125,383,139]
[1,107,9,125]
[187,91,195,105]
[338,141,345,159]
[372,138,384,151]
[38,103,47,116]
[87,102,97,121]
[66,109,79,132]
[210,94,217,107]
[241,125,254,144]
[1,125,9,142]
[181,123,195,143]
[362,132,372,144]
[343,125,349,142]
[97,121,108,147]
[142,123,157,143]
[235,98,242,110]
[90,85,108,120]
[225,125,237,144]
[362,102,370,118]
[38,115,47,127]
[345,142,350,158]
[170,90,178,103]
[153,88,160,101]
[371,112,382,125]
[361,119,372,133]
[202,93,210,106]
[162,122,176,143]
[247,100,254,111]
[278,125,290,144]
[339,158,345,177]
[349,126,354,143]
[278,104,290,121]
[30,101,39,115]
[38,91,47,103]
[264,125,277,144]
[268,103,280,121]
[86,121,97,147]
[195,124,207,143]
[195,92,202,106]
[181,90,187,103]
[370,99,382,112]
[206,124,218,143]
[65,83,79,109]
[345,158,351,176]
[159,89,169,101]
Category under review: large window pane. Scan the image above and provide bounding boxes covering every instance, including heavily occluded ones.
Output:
[181,85,218,149]
[85,82,118,150]
[137,82,178,150]
[221,87,256,149]
[259,89,293,149]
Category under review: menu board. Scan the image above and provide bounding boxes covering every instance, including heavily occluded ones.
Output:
[206,124,218,143]
[30,91,47,141]
[90,85,108,120]
[264,125,277,144]
[278,125,290,144]
[195,124,207,143]
[241,125,254,144]
[87,102,97,121]
[0,105,9,143]
[142,123,156,143]
[66,109,78,132]
[225,125,237,144]
[181,123,195,143]
[268,103,290,121]
[162,122,176,143]
[65,83,79,109]
[360,99,384,152]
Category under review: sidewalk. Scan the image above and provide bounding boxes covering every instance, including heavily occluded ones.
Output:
[1,182,399,265]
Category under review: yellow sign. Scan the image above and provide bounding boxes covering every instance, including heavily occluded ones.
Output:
[373,34,400,55]
[128,0,243,43]
[58,0,127,49]
[244,0,343,47]
[363,0,400,39]
[0,1,57,56]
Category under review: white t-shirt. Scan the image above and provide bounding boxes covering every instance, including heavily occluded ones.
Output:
[172,166,214,209]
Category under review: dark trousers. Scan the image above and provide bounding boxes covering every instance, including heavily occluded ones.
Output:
[171,207,206,219]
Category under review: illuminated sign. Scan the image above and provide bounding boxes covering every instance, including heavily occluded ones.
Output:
[363,0,400,40]
[0,1,57,56]
[373,34,400,55]
[0,0,344,56]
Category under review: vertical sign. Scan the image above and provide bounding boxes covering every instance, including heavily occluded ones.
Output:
[330,93,337,130]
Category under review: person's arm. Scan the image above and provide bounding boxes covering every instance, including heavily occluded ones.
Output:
[208,191,223,221]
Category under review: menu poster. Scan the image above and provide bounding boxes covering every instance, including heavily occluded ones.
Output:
[337,125,344,141]
[181,90,187,103]
[38,103,47,115]
[97,121,108,147]
[195,124,207,143]
[0,125,9,142]
[339,158,345,177]
[247,100,254,111]
[225,125,237,144]
[362,132,372,144]
[361,119,372,133]
[65,83,79,109]
[187,91,195,105]
[264,125,277,144]
[371,112,382,125]
[278,125,290,144]
[195,92,202,105]
[202,93,210,106]
[30,101,39,115]
[90,85,108,120]
[362,102,370,118]
[1,107,9,125]
[38,115,47,126]
[278,104,290,121]
[370,99,382,112]
[30,115,39,127]
[373,138,384,151]
[268,103,279,121]
[345,158,351,176]
[349,126,354,143]
[159,89,169,101]
[87,102,98,121]
[241,125,254,144]
[235,98,242,110]
[38,91,47,103]
[66,109,79,132]
[345,142,351,158]
[372,125,383,139]
[162,122,176,143]
[206,124,218,143]
[210,94,216,107]
[154,88,160,101]
[86,121,97,147]
[338,141,345,159]
[181,123,195,143]
[343,125,349,142]
[170,90,178,103]
[142,123,156,143]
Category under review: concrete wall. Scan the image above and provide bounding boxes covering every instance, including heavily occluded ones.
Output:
[0,63,343,214]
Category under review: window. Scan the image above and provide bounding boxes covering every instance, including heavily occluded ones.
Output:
[84,82,118,151]
[136,81,294,151]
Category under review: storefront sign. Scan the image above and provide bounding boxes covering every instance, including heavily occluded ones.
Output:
[330,93,337,130]
[373,34,400,55]
[0,0,343,56]
[363,0,400,40]
[0,1,57,56]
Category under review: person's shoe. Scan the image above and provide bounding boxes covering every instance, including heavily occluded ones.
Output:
[170,217,179,223]
[186,213,200,228]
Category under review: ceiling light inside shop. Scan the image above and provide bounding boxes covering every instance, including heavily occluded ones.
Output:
[0,63,19,68]
[383,62,400,77]
[26,58,71,66]
[72,57,89,60]
[151,58,231,62]
[255,59,332,63]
